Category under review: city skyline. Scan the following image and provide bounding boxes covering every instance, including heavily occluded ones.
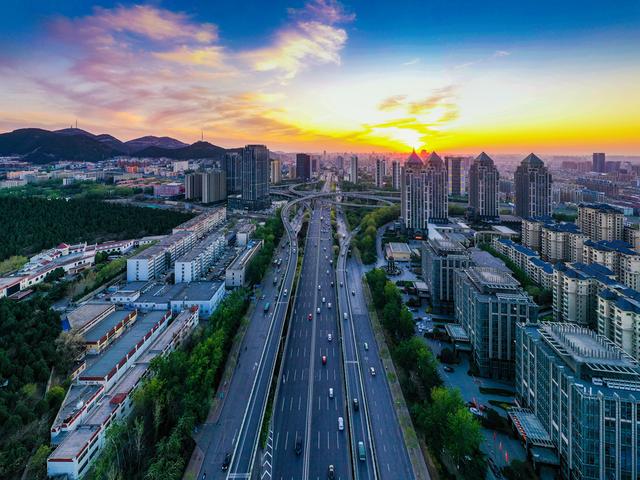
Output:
[1,0,639,154]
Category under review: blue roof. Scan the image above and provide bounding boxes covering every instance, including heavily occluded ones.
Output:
[556,262,617,284]
[512,243,538,257]
[584,240,636,256]
[530,257,554,274]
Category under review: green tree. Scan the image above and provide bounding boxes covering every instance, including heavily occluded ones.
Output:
[444,407,483,465]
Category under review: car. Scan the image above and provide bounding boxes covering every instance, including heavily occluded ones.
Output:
[340,281,343,287]
[308,313,313,320]
[328,333,332,341]
[322,297,326,303]
[322,355,327,365]
[317,307,321,314]
[329,259,333,264]
[328,464,335,479]
[353,398,359,411]
[329,387,334,398]
[295,439,302,455]
[343,312,348,320]
[318,285,322,290]
[284,289,288,296]
[260,294,265,300]
[364,342,369,350]
[222,452,231,471]
[469,407,482,416]
[330,281,334,286]
[351,290,355,296]
[443,365,454,373]
[370,367,376,376]
[357,441,366,461]
[338,417,344,431]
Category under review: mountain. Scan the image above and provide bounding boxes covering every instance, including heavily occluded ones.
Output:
[55,128,129,153]
[134,141,227,160]
[125,136,188,153]
[0,128,120,164]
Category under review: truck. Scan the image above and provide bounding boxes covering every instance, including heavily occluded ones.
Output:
[263,302,270,313]
[357,441,366,461]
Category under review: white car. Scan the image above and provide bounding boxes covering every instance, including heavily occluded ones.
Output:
[364,342,369,351]
[328,333,332,341]
[317,307,321,314]
[328,302,332,309]
[370,367,376,376]
[318,285,321,290]
[322,297,326,303]
[329,388,334,398]
[338,417,344,431]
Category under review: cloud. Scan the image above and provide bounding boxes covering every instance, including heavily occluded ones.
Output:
[493,50,511,58]
[408,86,456,114]
[153,46,225,66]
[454,49,512,70]
[402,58,421,66]
[245,21,347,80]
[288,0,355,24]
[243,2,353,82]
[378,95,407,111]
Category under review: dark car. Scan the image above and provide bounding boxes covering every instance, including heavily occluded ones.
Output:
[221,452,231,471]
[353,398,359,411]
[328,464,335,479]
[443,365,454,373]
[295,439,302,455]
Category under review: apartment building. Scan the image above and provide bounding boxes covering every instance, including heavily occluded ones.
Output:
[577,203,624,242]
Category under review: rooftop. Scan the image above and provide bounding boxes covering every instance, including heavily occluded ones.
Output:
[228,241,263,270]
[465,266,520,292]
[66,303,115,332]
[80,311,168,380]
[83,310,135,343]
[387,242,412,254]
[584,239,637,256]
[579,203,624,214]
[428,237,466,254]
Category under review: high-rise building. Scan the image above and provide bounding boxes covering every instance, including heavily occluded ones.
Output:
[224,152,242,194]
[422,237,470,313]
[516,322,640,480]
[374,158,385,187]
[454,267,538,379]
[598,287,640,360]
[185,172,203,200]
[349,155,358,184]
[270,158,281,184]
[514,153,552,219]
[311,157,319,175]
[577,203,624,242]
[202,170,227,204]
[237,144,270,210]
[592,152,606,173]
[296,153,311,181]
[336,155,344,172]
[400,150,427,231]
[391,160,400,190]
[467,152,499,221]
[425,152,448,223]
[445,156,466,196]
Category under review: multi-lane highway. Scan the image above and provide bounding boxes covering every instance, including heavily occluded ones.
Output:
[272,198,351,479]
[336,209,416,480]
[195,206,301,480]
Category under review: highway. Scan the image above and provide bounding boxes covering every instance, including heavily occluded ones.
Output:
[195,206,302,480]
[272,189,351,478]
[336,208,416,480]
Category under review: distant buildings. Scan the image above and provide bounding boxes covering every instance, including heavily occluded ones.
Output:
[422,237,470,313]
[270,158,282,184]
[391,160,401,190]
[467,152,499,221]
[185,172,203,200]
[454,266,538,379]
[374,158,385,187]
[349,155,359,184]
[515,322,640,480]
[514,154,552,219]
[153,182,183,198]
[592,151,606,173]
[577,203,624,242]
[296,153,311,181]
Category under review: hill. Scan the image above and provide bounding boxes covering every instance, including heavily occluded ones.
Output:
[0,128,119,164]
[135,140,227,160]
[56,128,129,153]
[125,135,187,152]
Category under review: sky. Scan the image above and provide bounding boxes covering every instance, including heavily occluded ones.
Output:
[0,0,639,154]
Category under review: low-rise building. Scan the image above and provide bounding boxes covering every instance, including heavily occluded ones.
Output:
[583,240,640,290]
[453,267,538,379]
[515,322,640,480]
[226,240,264,287]
[598,287,640,361]
[384,242,412,262]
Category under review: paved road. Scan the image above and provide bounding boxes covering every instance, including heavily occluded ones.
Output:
[195,208,302,480]
[337,210,416,480]
[272,198,351,479]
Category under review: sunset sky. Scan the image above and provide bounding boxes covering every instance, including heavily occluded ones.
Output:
[1,0,639,154]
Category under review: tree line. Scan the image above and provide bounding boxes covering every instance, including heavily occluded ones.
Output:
[365,269,485,479]
[245,210,285,286]
[352,205,400,264]
[0,197,193,261]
